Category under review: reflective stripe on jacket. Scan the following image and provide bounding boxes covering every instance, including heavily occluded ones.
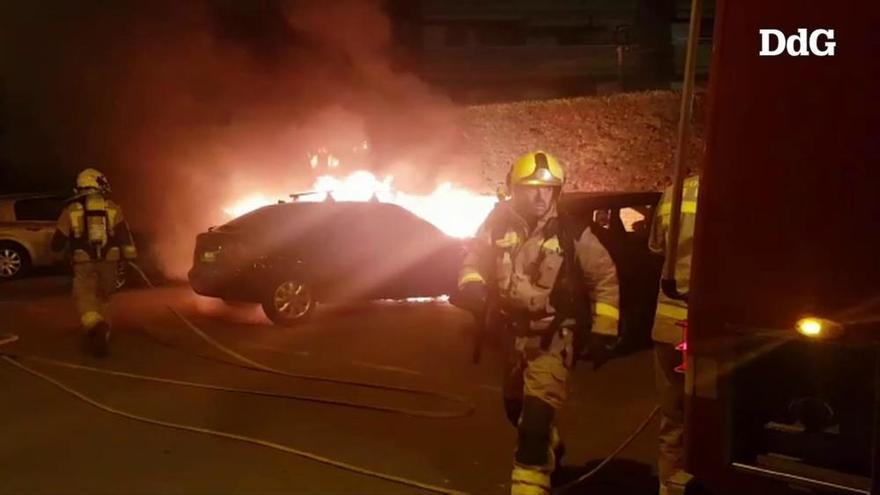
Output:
[649,176,699,344]
[459,201,620,336]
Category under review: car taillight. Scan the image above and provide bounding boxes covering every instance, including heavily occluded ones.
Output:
[199,250,219,263]
[194,234,249,266]
[194,235,224,264]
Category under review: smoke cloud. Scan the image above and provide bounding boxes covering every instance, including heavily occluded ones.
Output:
[0,0,473,277]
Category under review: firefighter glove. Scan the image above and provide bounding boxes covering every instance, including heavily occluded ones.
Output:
[451,281,489,314]
[585,333,618,371]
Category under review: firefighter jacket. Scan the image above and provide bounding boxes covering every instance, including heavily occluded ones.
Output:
[52,193,138,263]
[458,201,620,336]
[649,175,699,344]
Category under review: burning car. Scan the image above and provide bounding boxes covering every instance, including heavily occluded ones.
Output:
[188,200,465,325]
[190,187,664,350]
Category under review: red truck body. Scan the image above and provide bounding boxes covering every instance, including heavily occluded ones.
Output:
[686,1,879,493]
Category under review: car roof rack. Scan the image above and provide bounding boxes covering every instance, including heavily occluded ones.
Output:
[289,191,321,201]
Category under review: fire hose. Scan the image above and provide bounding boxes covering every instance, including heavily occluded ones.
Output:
[0,264,471,495]
[0,354,467,495]
[0,262,662,494]
[127,262,474,419]
[553,405,660,494]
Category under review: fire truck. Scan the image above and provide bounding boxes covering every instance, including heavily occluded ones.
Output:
[678,0,879,494]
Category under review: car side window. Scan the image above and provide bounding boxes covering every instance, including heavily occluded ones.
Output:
[381,206,444,244]
[334,210,368,239]
[620,207,649,233]
[592,209,613,229]
[14,197,66,221]
[593,206,651,234]
[320,204,445,253]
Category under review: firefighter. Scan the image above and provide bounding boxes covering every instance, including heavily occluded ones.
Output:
[457,151,620,495]
[648,175,699,495]
[52,168,137,357]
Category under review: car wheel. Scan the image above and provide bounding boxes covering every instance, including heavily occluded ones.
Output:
[262,279,315,326]
[0,243,30,281]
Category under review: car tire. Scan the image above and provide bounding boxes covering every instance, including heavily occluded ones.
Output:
[0,243,30,281]
[261,278,315,326]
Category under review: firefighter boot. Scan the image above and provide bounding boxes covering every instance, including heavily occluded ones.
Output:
[84,321,111,357]
[550,426,566,480]
[660,471,694,495]
[512,397,556,495]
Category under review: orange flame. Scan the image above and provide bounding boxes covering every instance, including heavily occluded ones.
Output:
[222,194,277,218]
[222,170,496,238]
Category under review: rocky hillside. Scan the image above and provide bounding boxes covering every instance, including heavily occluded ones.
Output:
[462,90,706,192]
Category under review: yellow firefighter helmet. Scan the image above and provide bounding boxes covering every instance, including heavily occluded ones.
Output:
[507,151,565,188]
[76,168,111,194]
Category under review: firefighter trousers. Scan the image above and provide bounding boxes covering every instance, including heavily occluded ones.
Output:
[503,328,573,495]
[72,261,118,331]
[654,342,685,491]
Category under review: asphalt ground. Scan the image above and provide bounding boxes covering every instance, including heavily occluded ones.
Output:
[0,276,661,495]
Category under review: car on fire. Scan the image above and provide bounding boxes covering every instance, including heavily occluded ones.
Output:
[189,191,664,352]
[189,200,464,325]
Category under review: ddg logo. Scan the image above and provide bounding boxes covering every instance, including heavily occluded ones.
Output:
[759,29,836,57]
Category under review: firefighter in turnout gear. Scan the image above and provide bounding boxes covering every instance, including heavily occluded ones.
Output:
[457,151,620,495]
[648,175,699,495]
[52,168,137,356]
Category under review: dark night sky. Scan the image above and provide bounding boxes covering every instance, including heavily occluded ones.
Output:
[0,1,378,191]
[0,0,470,183]
[0,0,470,276]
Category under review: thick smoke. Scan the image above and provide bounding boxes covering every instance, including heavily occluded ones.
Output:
[0,0,473,277]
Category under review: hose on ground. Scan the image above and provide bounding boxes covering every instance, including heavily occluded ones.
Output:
[129,261,664,493]
[0,262,476,493]
[127,261,473,418]
[553,405,661,494]
[12,353,469,419]
[0,351,465,495]
[1,262,664,493]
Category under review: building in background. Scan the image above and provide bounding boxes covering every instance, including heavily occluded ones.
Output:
[389,0,713,103]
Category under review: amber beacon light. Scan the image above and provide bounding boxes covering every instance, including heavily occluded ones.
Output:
[795,316,844,340]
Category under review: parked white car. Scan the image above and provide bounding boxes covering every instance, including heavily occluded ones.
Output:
[0,192,127,287]
[0,193,67,280]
